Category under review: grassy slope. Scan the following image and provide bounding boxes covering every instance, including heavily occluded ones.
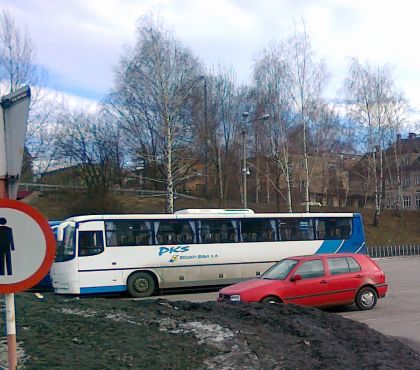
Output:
[24,191,420,247]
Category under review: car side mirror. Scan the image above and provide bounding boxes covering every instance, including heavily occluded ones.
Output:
[290,274,302,282]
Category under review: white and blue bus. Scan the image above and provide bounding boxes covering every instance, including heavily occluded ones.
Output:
[50,209,366,297]
[36,220,62,290]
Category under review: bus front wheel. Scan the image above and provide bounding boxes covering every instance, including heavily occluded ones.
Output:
[127,272,156,298]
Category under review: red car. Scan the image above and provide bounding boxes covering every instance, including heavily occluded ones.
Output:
[218,253,388,310]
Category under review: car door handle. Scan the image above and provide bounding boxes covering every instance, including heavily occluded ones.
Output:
[355,275,362,278]
[112,262,117,265]
[320,280,328,284]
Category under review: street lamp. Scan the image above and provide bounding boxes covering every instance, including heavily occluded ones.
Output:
[241,112,270,208]
[190,75,208,197]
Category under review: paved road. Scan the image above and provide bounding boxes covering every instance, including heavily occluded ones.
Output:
[338,256,420,347]
[137,256,420,348]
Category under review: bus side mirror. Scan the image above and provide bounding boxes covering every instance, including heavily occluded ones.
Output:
[290,274,302,282]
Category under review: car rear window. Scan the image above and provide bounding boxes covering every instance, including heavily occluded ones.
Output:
[347,257,361,272]
[327,256,361,275]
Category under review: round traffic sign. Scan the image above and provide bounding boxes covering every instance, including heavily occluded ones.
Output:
[0,199,56,293]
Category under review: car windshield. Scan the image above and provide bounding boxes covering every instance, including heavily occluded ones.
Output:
[261,259,299,280]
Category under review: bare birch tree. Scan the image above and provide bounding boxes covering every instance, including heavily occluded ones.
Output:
[344,58,407,226]
[253,28,327,212]
[0,9,60,178]
[253,46,294,211]
[383,95,409,216]
[202,67,242,205]
[274,27,328,212]
[108,15,202,213]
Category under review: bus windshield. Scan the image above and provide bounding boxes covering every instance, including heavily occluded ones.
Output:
[261,259,298,280]
[55,225,76,262]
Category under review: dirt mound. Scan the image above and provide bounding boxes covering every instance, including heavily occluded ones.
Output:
[2,293,419,369]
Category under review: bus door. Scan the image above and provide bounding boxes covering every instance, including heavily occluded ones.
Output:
[77,221,123,293]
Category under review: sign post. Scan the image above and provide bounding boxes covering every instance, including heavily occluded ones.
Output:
[0,199,56,368]
[0,86,31,199]
[0,85,32,370]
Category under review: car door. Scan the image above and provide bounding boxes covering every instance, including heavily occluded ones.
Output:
[286,258,330,307]
[326,256,363,305]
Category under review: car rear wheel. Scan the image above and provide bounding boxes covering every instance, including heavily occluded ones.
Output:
[355,287,378,310]
[261,296,282,304]
[127,272,156,298]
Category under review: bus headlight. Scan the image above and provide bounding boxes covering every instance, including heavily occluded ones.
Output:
[230,294,241,302]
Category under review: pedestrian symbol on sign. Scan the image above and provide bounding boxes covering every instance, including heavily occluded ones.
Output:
[0,217,15,276]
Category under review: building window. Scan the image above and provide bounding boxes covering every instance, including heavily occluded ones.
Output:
[403,196,411,208]
[415,175,420,186]
[402,177,410,187]
[402,155,409,165]
[416,194,420,208]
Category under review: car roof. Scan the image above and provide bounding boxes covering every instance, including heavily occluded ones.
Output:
[288,253,364,261]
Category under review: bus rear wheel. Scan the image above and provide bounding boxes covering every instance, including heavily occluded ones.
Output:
[127,272,156,298]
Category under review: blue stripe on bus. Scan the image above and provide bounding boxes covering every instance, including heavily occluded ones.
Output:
[337,241,362,253]
[80,285,127,294]
[316,240,343,254]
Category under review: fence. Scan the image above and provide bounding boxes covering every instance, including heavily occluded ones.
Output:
[367,245,420,258]
[18,183,202,200]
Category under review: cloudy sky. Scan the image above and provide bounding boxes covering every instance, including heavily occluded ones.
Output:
[2,0,420,116]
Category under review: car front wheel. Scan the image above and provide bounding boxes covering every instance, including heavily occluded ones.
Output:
[261,296,282,304]
[355,287,378,310]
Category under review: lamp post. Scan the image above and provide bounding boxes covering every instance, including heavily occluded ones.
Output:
[193,75,208,197]
[241,112,270,208]
[202,76,208,197]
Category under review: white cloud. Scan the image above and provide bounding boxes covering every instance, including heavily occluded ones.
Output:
[1,0,420,118]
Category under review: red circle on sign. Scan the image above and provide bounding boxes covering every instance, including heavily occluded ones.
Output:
[0,199,56,293]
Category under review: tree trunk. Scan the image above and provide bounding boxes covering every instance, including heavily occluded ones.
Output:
[165,118,174,214]
[373,208,380,227]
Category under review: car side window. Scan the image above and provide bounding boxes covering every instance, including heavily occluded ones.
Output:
[327,257,350,275]
[346,257,361,272]
[295,260,325,279]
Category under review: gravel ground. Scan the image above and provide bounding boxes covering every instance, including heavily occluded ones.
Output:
[0,292,419,369]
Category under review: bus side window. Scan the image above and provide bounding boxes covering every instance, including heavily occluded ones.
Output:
[279,219,300,241]
[241,219,277,242]
[315,218,352,240]
[78,231,104,256]
[198,219,238,244]
[105,221,152,246]
[156,220,194,245]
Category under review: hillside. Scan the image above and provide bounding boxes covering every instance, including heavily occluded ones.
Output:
[23,190,420,246]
